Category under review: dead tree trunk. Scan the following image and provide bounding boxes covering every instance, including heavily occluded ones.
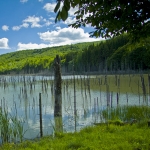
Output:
[54,55,62,117]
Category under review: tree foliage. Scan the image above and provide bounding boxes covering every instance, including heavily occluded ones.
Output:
[0,42,95,74]
[0,35,150,74]
[55,0,150,41]
[61,35,150,72]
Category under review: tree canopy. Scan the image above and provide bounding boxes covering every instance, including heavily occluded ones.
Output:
[54,0,150,41]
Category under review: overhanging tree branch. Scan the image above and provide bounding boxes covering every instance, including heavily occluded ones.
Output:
[54,0,150,41]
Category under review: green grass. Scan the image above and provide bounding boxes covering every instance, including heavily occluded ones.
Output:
[102,105,150,122]
[1,123,150,150]
[1,105,150,150]
[0,110,24,144]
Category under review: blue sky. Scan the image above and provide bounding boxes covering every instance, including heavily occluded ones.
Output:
[0,0,102,55]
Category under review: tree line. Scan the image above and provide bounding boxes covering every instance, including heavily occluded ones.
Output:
[0,34,149,75]
[62,34,150,73]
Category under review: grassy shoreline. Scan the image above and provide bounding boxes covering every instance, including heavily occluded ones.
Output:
[1,122,150,150]
[1,105,150,149]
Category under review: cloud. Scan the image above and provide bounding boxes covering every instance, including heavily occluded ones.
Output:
[17,42,53,50]
[12,26,21,31]
[17,27,102,51]
[0,38,10,49]
[23,16,52,28]
[12,23,29,31]
[49,17,55,21]
[20,0,28,3]
[38,27,101,45]
[12,16,52,31]
[64,17,76,24]
[23,16,42,28]
[43,18,53,26]
[43,3,56,12]
[38,0,43,2]
[69,7,78,16]
[21,23,29,28]
[43,2,77,15]
[43,3,77,25]
[2,25,9,31]
[44,21,52,26]
[55,26,61,30]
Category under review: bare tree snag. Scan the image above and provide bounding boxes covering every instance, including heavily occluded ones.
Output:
[54,55,62,117]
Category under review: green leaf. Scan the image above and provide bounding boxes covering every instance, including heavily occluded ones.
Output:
[64,0,70,11]
[54,1,61,13]
[60,6,68,21]
[72,1,78,8]
[74,0,80,4]
[55,10,61,23]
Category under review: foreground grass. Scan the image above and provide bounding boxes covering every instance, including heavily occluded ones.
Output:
[1,122,150,150]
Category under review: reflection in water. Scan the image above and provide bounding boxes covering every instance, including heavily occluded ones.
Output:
[0,74,149,140]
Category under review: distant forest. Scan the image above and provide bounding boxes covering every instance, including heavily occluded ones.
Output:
[0,34,150,75]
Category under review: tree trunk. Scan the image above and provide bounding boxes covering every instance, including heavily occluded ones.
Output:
[54,55,62,117]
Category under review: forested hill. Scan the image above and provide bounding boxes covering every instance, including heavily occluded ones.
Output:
[0,42,100,74]
[0,34,150,75]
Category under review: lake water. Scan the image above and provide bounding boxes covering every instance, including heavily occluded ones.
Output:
[0,74,149,141]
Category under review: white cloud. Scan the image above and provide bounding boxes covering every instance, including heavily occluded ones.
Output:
[16,27,102,51]
[2,25,9,31]
[20,0,28,3]
[0,38,10,49]
[69,7,78,16]
[21,23,29,28]
[43,2,77,15]
[17,42,53,50]
[55,26,61,30]
[12,16,51,31]
[38,27,101,45]
[43,3,56,12]
[49,17,55,21]
[12,26,21,31]
[38,0,43,2]
[17,27,102,51]
[64,17,76,24]
[43,18,53,26]
[44,21,52,26]
[23,16,42,28]
[12,23,29,31]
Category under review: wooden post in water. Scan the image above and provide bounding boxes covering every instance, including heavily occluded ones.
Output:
[53,55,63,132]
[73,63,77,132]
[126,92,128,105]
[106,84,109,107]
[140,75,146,103]
[110,92,113,108]
[148,74,150,103]
[117,92,119,106]
[39,93,43,137]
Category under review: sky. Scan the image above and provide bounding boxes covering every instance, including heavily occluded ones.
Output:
[0,0,102,55]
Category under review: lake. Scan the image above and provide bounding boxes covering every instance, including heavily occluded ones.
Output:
[0,74,149,141]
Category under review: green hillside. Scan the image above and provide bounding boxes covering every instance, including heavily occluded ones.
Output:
[0,35,150,75]
[0,41,101,74]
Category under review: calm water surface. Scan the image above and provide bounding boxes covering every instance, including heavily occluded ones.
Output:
[0,74,149,140]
